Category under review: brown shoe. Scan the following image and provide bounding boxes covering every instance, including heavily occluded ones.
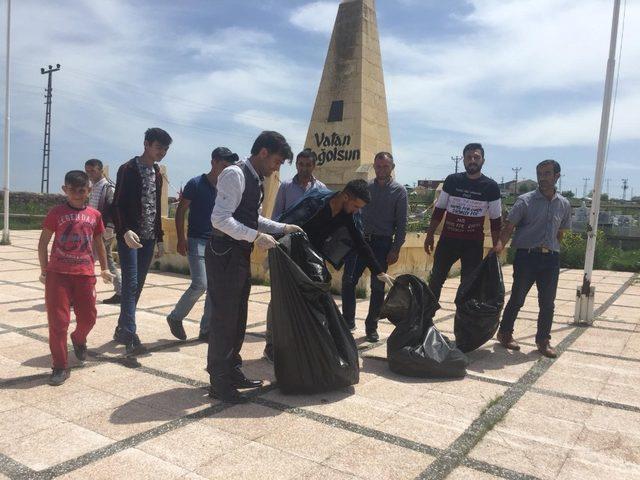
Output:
[536,340,557,358]
[497,331,520,350]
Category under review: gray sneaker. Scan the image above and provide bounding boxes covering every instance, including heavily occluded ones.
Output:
[49,368,68,386]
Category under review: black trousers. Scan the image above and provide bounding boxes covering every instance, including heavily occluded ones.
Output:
[205,237,252,388]
[428,236,484,301]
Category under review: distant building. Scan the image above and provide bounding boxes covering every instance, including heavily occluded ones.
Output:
[417,179,442,190]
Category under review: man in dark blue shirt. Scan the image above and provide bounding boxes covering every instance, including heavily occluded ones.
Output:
[166,147,238,341]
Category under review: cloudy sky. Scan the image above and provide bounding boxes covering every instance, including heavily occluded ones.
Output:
[0,0,638,198]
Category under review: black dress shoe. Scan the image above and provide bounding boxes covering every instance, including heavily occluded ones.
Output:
[208,385,247,403]
[103,294,121,305]
[166,316,187,341]
[72,342,87,362]
[125,334,147,356]
[365,330,379,343]
[49,368,68,386]
[113,326,126,344]
[231,373,263,389]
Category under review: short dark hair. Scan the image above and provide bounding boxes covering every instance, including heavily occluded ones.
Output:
[463,143,484,158]
[296,148,317,164]
[250,131,293,162]
[537,159,561,174]
[64,170,90,187]
[374,151,393,162]
[84,158,103,170]
[343,179,371,203]
[145,127,172,147]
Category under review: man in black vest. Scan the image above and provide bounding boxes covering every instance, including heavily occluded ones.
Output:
[207,131,302,402]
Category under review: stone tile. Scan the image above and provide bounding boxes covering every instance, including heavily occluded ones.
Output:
[0,405,64,442]
[514,391,594,424]
[299,465,359,479]
[37,386,128,421]
[0,421,112,470]
[323,436,433,480]
[58,447,189,479]
[73,401,174,441]
[258,414,361,462]
[447,466,500,479]
[376,408,465,449]
[202,403,298,441]
[557,456,640,480]
[3,375,87,405]
[470,409,584,480]
[195,441,317,480]
[138,422,248,471]
[571,426,640,468]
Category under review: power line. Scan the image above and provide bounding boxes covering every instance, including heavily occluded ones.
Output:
[40,63,60,194]
[451,155,461,174]
[621,178,629,201]
[511,167,521,195]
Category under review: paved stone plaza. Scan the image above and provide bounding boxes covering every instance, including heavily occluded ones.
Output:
[1,230,639,480]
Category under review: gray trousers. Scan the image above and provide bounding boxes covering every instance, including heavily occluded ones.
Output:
[104,236,122,296]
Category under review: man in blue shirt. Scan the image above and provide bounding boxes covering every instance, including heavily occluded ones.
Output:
[272,149,327,219]
[494,159,572,358]
[166,147,239,341]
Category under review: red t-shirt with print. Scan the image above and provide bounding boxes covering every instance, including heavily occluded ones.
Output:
[43,204,105,276]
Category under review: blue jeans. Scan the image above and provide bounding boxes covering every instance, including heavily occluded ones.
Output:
[341,235,393,332]
[117,238,156,339]
[499,250,560,343]
[168,237,212,333]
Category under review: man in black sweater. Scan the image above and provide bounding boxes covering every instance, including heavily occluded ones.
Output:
[112,127,171,356]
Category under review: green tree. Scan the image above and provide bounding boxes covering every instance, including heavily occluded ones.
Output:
[561,190,575,198]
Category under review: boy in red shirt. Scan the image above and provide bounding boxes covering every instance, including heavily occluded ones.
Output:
[38,170,114,386]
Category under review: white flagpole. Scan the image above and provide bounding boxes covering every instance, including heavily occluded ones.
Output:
[2,0,11,245]
[574,0,621,324]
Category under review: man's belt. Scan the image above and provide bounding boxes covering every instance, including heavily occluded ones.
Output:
[518,247,554,254]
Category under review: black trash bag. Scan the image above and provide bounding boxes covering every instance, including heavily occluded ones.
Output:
[454,251,505,353]
[268,232,359,394]
[379,274,468,378]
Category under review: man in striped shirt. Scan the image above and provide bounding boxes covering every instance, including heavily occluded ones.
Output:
[423,143,502,301]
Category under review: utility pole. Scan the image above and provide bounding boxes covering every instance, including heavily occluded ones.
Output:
[512,167,521,195]
[605,178,610,196]
[451,155,461,174]
[621,178,629,201]
[2,0,11,245]
[575,0,621,325]
[582,177,590,198]
[40,64,60,194]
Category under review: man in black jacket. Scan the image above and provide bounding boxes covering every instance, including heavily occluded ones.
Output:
[112,127,171,355]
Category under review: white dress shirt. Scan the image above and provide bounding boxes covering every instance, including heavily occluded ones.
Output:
[211,160,286,242]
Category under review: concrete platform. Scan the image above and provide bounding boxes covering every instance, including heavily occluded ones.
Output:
[1,230,639,480]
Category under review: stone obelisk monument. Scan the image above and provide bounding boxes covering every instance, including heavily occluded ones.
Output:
[304,0,391,190]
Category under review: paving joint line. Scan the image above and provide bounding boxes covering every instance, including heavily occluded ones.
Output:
[414,273,638,480]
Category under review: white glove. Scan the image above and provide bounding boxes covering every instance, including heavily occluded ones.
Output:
[103,227,115,241]
[255,233,278,250]
[39,272,47,285]
[101,270,114,284]
[377,273,395,288]
[124,230,142,249]
[283,224,304,235]
[155,242,165,258]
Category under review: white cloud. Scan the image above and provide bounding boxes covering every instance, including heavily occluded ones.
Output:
[382,0,640,148]
[289,1,339,35]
